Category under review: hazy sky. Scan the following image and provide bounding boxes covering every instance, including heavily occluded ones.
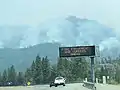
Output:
[0,0,119,30]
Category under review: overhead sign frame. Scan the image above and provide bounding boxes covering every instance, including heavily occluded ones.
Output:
[59,45,96,57]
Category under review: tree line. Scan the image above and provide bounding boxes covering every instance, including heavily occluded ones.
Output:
[0,55,120,85]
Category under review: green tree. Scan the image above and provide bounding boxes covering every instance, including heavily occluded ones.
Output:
[7,65,17,82]
[34,55,43,84]
[30,60,36,84]
[42,56,51,84]
[25,68,32,83]
[115,65,120,83]
[2,69,7,83]
[57,57,86,83]
[71,57,89,82]
[7,67,11,82]
[95,69,101,79]
[99,66,109,82]
[57,58,66,77]
[100,66,104,79]
[59,58,72,83]
[17,72,24,84]
[50,64,57,81]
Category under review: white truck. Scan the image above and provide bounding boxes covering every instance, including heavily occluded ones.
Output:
[50,76,66,87]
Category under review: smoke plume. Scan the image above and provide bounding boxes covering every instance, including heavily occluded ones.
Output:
[0,16,119,56]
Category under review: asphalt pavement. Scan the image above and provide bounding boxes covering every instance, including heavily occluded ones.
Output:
[0,83,89,90]
[0,83,120,90]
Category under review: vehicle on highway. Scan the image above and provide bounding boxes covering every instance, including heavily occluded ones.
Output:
[0,81,20,86]
[50,76,66,87]
[50,81,55,87]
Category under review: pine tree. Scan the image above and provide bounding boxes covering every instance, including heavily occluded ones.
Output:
[50,64,57,81]
[7,67,11,82]
[61,58,72,83]
[17,72,24,85]
[57,58,66,77]
[100,66,104,79]
[8,65,17,82]
[99,66,109,82]
[95,69,101,80]
[2,69,7,83]
[68,59,75,82]
[34,55,43,84]
[30,60,36,84]
[115,65,120,83]
[71,57,88,82]
[57,58,75,83]
[42,56,51,84]
[25,68,32,83]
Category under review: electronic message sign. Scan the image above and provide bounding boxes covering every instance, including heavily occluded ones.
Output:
[59,46,95,57]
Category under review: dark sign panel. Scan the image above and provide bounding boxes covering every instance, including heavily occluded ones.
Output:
[59,46,95,57]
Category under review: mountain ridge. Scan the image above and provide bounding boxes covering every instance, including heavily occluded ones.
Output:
[0,43,60,72]
[0,16,119,72]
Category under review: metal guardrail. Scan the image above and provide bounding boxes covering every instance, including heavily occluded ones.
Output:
[82,81,96,90]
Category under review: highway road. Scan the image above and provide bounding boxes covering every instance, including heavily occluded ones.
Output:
[0,83,89,90]
[0,83,120,90]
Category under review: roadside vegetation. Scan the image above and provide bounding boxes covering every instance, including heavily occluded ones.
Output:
[0,55,120,85]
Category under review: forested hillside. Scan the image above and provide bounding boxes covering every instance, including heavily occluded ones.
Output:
[0,55,120,85]
[0,43,60,72]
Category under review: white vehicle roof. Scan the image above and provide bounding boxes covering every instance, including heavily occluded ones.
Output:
[55,76,64,80]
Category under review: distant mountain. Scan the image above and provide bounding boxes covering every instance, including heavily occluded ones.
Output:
[0,16,116,49]
[0,43,60,72]
[0,16,120,72]
[0,42,119,72]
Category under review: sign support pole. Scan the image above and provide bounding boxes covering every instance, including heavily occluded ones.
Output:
[90,57,95,83]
